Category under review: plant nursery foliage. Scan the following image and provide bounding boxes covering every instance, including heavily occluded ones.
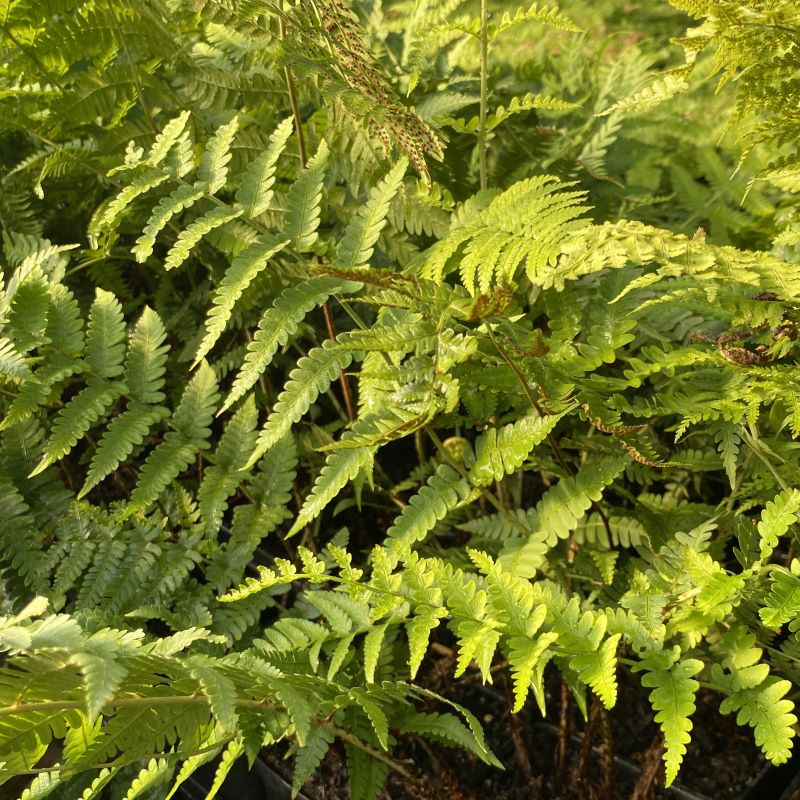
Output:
[0,0,799,798]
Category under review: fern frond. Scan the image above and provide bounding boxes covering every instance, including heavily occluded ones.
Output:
[639,652,703,787]
[147,111,192,166]
[759,560,800,629]
[758,489,800,560]
[197,116,239,195]
[90,170,170,240]
[287,440,374,538]
[194,235,288,367]
[123,758,172,800]
[80,404,168,498]
[500,453,629,577]
[489,2,581,37]
[600,73,688,116]
[235,117,293,218]
[244,339,355,467]
[283,140,329,252]
[720,677,797,764]
[30,381,119,477]
[469,413,561,487]
[197,397,258,534]
[292,724,335,797]
[132,184,205,263]
[187,656,238,732]
[163,206,243,271]
[128,362,220,512]
[569,633,621,709]
[333,159,408,270]
[85,289,126,380]
[386,464,476,550]
[0,337,29,379]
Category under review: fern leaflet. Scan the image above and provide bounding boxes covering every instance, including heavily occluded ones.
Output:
[235,117,293,218]
[333,159,407,270]
[283,140,329,252]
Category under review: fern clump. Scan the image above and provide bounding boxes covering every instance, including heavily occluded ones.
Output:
[1,0,800,797]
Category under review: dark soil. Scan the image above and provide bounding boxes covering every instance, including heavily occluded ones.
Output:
[262,649,780,800]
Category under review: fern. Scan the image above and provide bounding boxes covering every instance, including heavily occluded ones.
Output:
[128,362,220,512]
[292,724,336,796]
[334,159,408,270]
[197,397,258,534]
[235,117,293,218]
[80,306,170,497]
[195,235,289,367]
[757,489,800,560]
[720,678,797,764]
[132,184,206,263]
[283,140,329,252]
[500,453,630,577]
[386,464,476,550]
[469,413,562,487]
[245,339,355,467]
[163,206,243,271]
[760,560,800,630]
[3,1,800,795]
[638,651,703,787]
[197,116,239,195]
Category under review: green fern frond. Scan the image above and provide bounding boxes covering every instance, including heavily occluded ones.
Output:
[197,116,239,195]
[719,677,797,764]
[132,184,205,263]
[283,139,329,252]
[123,758,172,800]
[639,651,703,787]
[287,439,374,538]
[500,453,630,577]
[90,170,170,240]
[197,396,258,534]
[292,724,335,797]
[386,464,476,550]
[333,159,408,270]
[0,337,30,379]
[245,339,355,467]
[163,206,243,271]
[30,381,119,477]
[757,489,800,560]
[85,289,126,379]
[469,413,562,487]
[187,656,238,732]
[80,404,169,498]
[489,2,581,37]
[128,362,220,512]
[759,560,800,629]
[147,111,192,166]
[235,117,293,218]
[569,633,621,709]
[600,73,688,116]
[194,235,289,367]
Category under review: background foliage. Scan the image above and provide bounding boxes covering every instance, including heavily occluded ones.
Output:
[0,0,799,798]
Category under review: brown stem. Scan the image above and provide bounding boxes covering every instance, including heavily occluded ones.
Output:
[597,702,615,800]
[631,734,664,800]
[555,678,572,785]
[576,697,600,788]
[277,3,308,168]
[322,299,356,420]
[503,675,534,785]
